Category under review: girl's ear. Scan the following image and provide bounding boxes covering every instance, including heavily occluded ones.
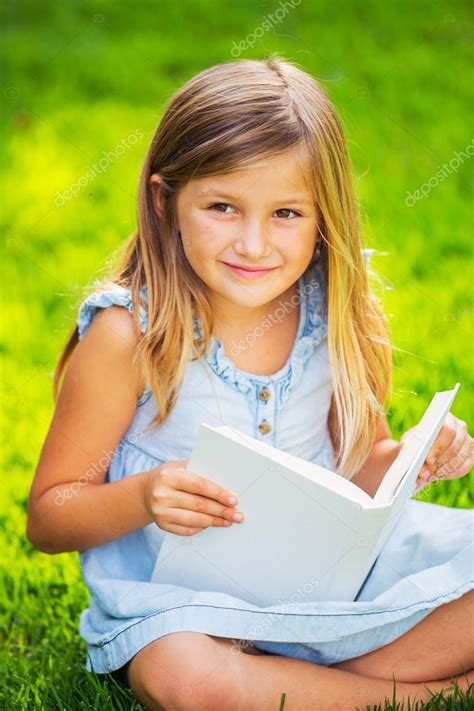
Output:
[150,173,165,220]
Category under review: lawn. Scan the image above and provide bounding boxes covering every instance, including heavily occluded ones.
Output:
[1,0,473,709]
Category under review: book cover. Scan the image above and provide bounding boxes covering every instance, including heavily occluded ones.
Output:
[151,383,460,606]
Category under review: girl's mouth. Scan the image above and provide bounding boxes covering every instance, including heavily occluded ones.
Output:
[221,262,278,279]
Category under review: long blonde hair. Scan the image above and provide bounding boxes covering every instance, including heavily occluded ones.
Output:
[54,53,393,480]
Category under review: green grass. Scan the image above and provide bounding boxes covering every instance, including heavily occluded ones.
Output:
[1,0,473,708]
[279,682,474,710]
[356,680,474,710]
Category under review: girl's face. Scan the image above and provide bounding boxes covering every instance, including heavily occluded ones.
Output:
[160,148,318,321]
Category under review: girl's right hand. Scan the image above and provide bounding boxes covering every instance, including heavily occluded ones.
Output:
[144,459,245,536]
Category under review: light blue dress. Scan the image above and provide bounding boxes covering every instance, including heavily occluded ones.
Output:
[76,251,474,674]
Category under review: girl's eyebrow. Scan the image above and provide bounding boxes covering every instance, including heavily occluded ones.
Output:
[196,188,311,205]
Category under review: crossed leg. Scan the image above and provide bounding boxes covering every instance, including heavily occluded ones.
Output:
[126,590,474,710]
[330,588,474,682]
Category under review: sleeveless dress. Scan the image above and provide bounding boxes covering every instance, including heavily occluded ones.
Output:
[76,251,474,674]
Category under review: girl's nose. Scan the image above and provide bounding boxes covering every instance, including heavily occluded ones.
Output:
[233,219,272,259]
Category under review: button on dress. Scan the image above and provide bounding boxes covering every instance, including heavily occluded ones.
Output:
[75,250,474,674]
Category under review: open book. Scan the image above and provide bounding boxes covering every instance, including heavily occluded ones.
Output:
[151,383,460,607]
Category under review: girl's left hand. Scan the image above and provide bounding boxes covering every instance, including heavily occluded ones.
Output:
[400,412,474,488]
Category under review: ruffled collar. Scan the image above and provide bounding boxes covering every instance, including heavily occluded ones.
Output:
[193,261,329,395]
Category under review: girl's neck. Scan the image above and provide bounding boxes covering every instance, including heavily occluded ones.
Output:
[211,278,300,342]
[210,278,304,377]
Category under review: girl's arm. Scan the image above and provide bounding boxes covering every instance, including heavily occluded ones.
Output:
[328,395,402,497]
[349,437,403,497]
[26,306,156,554]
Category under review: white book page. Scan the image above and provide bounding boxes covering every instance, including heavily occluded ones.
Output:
[374,383,460,504]
[210,424,375,508]
[153,425,372,603]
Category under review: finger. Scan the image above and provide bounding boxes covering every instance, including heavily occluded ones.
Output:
[434,419,468,469]
[167,490,244,523]
[164,523,205,537]
[167,507,236,530]
[416,465,431,487]
[425,413,457,467]
[172,469,239,507]
[435,435,474,481]
[413,476,428,494]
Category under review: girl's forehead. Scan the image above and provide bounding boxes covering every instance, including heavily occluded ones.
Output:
[185,152,313,197]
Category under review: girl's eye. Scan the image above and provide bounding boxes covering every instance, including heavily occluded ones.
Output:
[274,208,301,220]
[209,203,234,214]
[209,202,300,220]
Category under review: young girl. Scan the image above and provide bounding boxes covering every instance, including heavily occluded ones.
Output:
[27,55,474,710]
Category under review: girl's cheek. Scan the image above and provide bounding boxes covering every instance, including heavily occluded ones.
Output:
[194,225,231,254]
[182,219,214,252]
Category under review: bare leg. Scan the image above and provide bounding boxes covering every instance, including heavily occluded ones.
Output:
[331,589,474,682]
[126,631,473,711]
[235,656,473,711]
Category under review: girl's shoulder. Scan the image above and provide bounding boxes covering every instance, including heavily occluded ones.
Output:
[77,281,149,341]
[76,281,151,406]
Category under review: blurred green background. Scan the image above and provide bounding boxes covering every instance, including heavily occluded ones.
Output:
[1,0,473,708]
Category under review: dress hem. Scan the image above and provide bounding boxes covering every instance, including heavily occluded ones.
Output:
[83,578,473,674]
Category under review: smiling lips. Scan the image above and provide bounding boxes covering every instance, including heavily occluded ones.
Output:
[222,262,279,279]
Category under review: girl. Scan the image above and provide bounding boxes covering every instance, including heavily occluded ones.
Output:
[27,55,473,710]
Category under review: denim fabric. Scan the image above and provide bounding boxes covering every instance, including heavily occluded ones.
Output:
[75,250,474,673]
